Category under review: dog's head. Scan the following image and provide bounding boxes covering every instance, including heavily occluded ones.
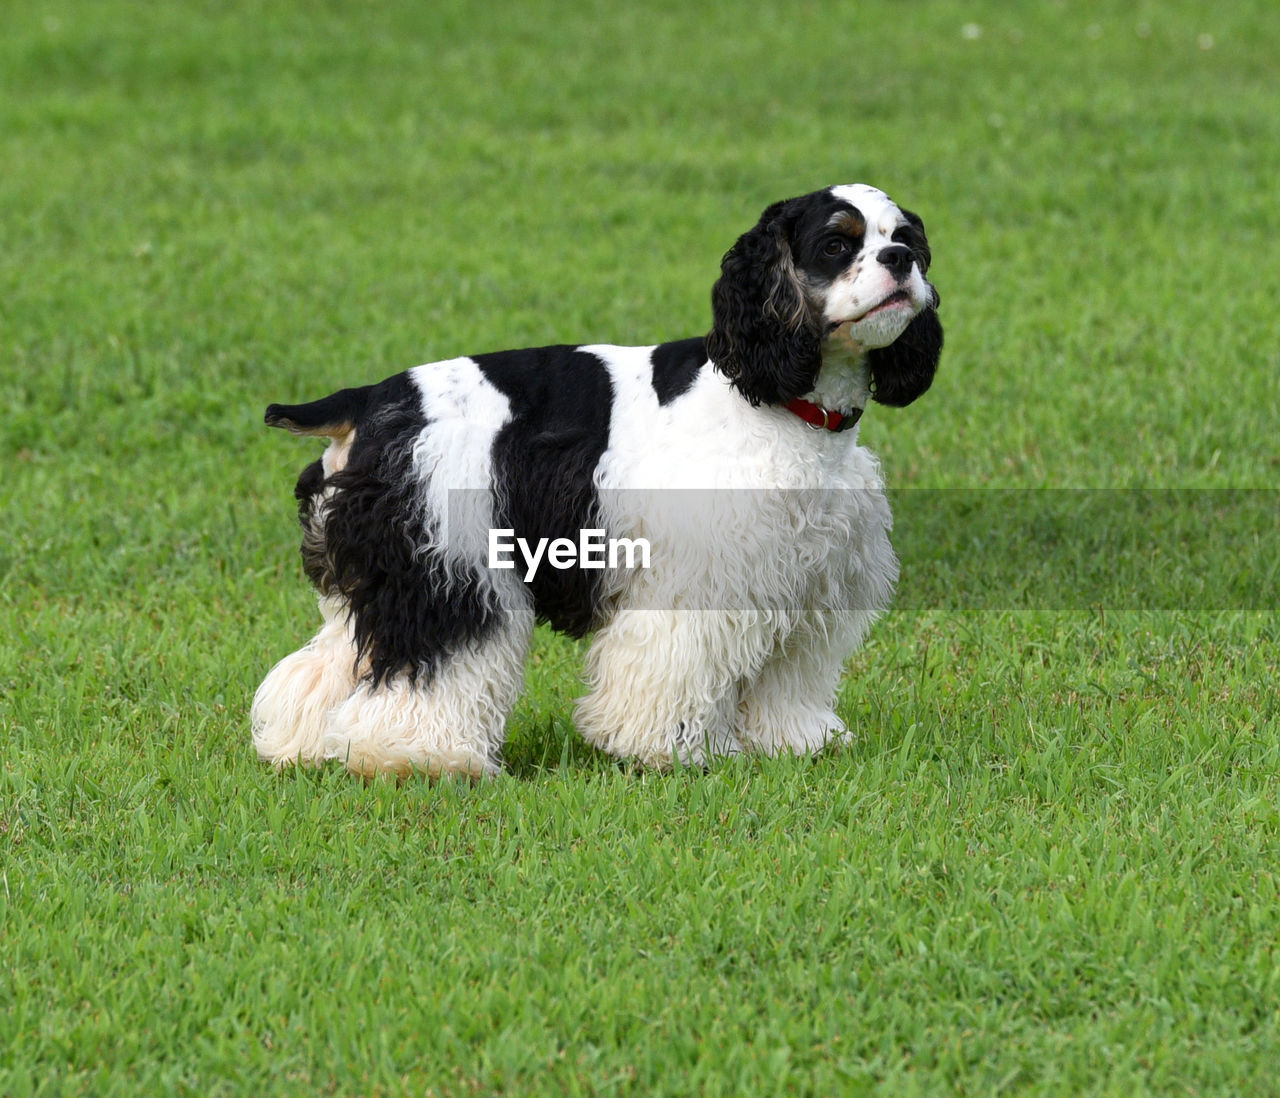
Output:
[707,184,942,409]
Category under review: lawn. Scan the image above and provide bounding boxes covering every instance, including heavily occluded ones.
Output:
[2,0,1279,1094]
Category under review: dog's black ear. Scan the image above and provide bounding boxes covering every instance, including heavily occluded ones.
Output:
[867,305,943,407]
[707,199,822,406]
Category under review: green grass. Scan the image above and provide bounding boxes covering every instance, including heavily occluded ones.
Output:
[3,0,1279,1093]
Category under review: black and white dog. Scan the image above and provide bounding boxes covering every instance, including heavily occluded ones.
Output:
[252,184,942,778]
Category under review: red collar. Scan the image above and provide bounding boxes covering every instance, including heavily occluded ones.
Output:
[783,398,863,433]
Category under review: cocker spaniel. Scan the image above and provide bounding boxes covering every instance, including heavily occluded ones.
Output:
[252,184,942,777]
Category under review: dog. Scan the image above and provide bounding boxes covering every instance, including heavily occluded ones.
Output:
[251,183,942,778]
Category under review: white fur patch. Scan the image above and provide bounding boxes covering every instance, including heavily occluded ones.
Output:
[408,358,511,567]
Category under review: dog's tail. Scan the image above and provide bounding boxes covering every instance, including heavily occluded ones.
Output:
[265,386,373,438]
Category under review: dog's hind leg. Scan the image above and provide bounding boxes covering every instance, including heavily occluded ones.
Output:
[322,599,534,781]
[252,595,360,768]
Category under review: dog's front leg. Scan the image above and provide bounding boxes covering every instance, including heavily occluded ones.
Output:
[734,611,887,757]
[576,608,776,769]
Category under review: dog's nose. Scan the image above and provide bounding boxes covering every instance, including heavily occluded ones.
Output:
[876,245,914,281]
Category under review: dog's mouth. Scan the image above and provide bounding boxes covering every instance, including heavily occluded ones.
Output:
[852,290,913,324]
[826,290,914,333]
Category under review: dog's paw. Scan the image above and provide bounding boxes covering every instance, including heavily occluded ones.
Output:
[736,707,846,758]
[322,679,502,781]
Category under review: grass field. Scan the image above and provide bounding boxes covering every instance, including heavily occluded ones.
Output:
[3,0,1279,1093]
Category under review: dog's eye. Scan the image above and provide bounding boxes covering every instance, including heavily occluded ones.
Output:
[821,237,850,258]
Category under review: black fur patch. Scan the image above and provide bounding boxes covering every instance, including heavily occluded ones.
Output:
[294,458,329,591]
[294,372,503,685]
[474,346,615,636]
[650,337,707,405]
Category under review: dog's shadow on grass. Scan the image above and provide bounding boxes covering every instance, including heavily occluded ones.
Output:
[502,717,621,781]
